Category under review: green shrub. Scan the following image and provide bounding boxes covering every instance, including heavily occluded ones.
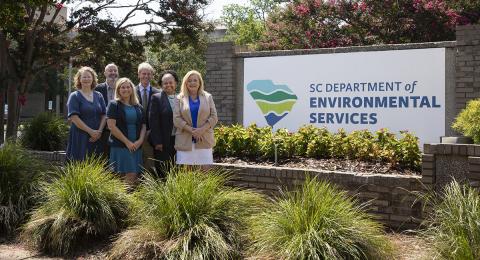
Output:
[214,125,229,157]
[259,128,295,160]
[374,128,398,164]
[225,124,248,156]
[452,99,480,143]
[344,130,377,161]
[108,166,266,259]
[21,156,129,255]
[244,124,268,158]
[248,177,393,259]
[215,124,266,158]
[422,180,480,259]
[330,128,348,158]
[306,127,333,158]
[396,131,421,170]
[213,125,421,171]
[224,124,266,158]
[21,112,68,151]
[292,125,319,156]
[291,125,333,158]
[0,142,45,237]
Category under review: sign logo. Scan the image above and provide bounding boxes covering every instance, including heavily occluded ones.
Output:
[246,80,298,127]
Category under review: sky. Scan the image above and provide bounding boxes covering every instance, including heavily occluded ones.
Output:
[75,0,251,35]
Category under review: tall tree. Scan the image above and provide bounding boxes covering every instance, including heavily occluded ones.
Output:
[221,0,281,49]
[259,0,476,50]
[0,0,210,141]
[145,31,210,80]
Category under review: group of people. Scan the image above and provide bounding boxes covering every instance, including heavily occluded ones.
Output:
[66,62,218,185]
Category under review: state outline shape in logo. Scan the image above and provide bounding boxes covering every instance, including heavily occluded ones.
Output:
[246,79,298,127]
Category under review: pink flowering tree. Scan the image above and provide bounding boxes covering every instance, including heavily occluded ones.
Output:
[259,0,476,50]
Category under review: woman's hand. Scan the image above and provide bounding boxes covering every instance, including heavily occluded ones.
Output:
[125,140,137,152]
[134,140,143,150]
[88,130,102,142]
[192,127,206,137]
[192,127,206,142]
[192,128,201,139]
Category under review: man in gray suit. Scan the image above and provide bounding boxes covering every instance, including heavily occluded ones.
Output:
[95,63,119,157]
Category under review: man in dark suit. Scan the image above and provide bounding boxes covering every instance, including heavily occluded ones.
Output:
[136,62,160,172]
[95,63,119,157]
[149,70,179,178]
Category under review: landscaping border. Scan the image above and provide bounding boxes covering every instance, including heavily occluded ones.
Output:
[30,150,423,229]
[28,142,480,230]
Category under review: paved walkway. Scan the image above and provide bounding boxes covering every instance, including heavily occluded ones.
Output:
[0,244,61,260]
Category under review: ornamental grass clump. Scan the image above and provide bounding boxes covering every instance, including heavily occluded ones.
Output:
[422,180,480,259]
[21,156,129,256]
[108,166,266,260]
[249,177,393,260]
[0,142,45,237]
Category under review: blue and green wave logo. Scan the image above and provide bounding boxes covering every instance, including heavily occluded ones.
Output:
[246,80,298,127]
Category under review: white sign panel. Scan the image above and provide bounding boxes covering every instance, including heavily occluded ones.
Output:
[243,48,445,145]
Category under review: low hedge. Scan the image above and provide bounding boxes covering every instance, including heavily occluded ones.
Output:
[21,112,68,151]
[214,124,421,171]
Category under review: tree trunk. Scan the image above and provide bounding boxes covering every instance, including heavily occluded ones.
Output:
[0,33,7,144]
[5,82,18,140]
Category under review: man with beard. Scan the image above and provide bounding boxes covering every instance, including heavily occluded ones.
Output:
[96,63,119,157]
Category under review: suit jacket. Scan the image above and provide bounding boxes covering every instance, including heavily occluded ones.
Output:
[173,91,218,151]
[149,91,175,148]
[95,82,109,106]
[136,85,160,129]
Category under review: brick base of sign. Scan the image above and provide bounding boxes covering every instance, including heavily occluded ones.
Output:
[423,143,480,190]
[219,163,423,230]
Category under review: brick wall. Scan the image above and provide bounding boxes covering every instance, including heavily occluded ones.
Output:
[29,150,66,164]
[205,42,236,124]
[423,143,480,191]
[455,24,480,113]
[222,163,423,230]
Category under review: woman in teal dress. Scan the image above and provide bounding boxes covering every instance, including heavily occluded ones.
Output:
[107,77,146,186]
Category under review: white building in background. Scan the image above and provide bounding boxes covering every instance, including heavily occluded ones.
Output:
[16,6,68,119]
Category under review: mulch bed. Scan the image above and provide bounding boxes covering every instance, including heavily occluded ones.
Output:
[215,156,420,175]
[0,232,432,260]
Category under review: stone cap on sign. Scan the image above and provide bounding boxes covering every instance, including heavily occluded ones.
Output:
[424,143,480,156]
[235,41,457,58]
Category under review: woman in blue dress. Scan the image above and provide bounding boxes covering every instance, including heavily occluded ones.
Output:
[107,77,146,186]
[66,66,106,161]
